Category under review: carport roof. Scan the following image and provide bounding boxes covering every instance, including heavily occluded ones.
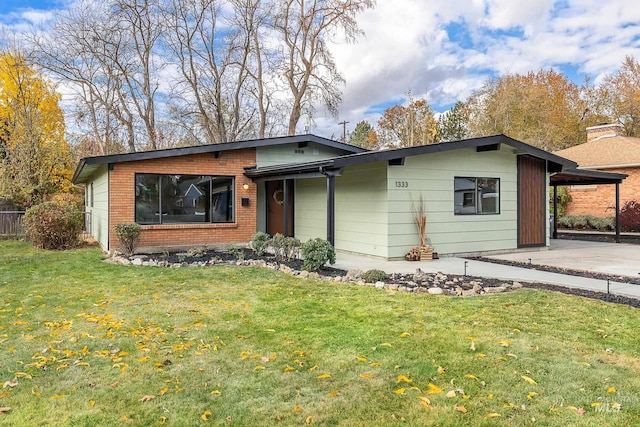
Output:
[550,168,627,186]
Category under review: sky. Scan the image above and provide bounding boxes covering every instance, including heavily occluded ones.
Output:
[1,0,640,139]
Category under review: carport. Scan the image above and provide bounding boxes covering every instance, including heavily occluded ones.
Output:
[550,168,628,242]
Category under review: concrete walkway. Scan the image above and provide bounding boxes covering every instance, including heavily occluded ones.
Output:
[333,240,640,299]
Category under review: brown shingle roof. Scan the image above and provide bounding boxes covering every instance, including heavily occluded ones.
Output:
[554,135,640,169]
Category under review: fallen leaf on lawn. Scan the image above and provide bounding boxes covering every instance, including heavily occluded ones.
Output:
[0,407,10,415]
[454,405,467,413]
[379,342,393,348]
[293,406,302,412]
[527,392,538,400]
[50,395,67,400]
[159,387,169,396]
[31,388,41,397]
[397,375,412,383]
[498,340,511,347]
[437,366,445,374]
[612,402,621,410]
[305,415,313,424]
[476,353,486,359]
[15,372,31,379]
[210,390,221,396]
[521,375,537,385]
[506,353,518,359]
[317,373,331,379]
[465,374,479,381]
[253,365,265,371]
[566,406,579,412]
[370,362,382,367]
[446,390,456,398]
[2,378,17,388]
[284,366,296,372]
[486,413,501,418]
[201,410,212,421]
[360,373,374,379]
[356,356,368,362]
[400,332,410,337]
[469,341,476,351]
[607,387,616,393]
[89,400,95,407]
[394,388,406,395]
[140,395,155,402]
[591,402,603,407]
[0,392,10,399]
[327,390,340,397]
[160,416,167,425]
[425,383,443,394]
[110,382,119,388]
[417,396,432,410]
[549,407,563,413]
[577,361,591,366]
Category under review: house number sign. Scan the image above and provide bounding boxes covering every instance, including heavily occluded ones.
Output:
[395,181,409,188]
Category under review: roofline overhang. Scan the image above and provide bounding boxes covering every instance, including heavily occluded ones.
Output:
[72,134,366,183]
[550,168,628,186]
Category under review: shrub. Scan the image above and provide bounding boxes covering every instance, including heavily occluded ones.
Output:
[250,231,271,256]
[620,200,640,232]
[270,233,300,261]
[558,214,616,231]
[228,245,245,261]
[361,269,386,283]
[300,238,336,271]
[114,223,142,256]
[24,201,83,250]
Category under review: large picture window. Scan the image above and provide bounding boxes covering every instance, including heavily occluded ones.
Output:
[454,177,500,215]
[135,174,234,224]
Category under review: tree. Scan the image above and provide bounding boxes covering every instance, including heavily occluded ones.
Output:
[600,56,640,137]
[438,101,469,142]
[348,120,377,148]
[273,0,375,135]
[465,69,588,150]
[377,93,439,147]
[0,53,73,207]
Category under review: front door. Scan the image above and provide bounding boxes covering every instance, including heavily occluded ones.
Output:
[266,180,294,236]
[518,155,546,247]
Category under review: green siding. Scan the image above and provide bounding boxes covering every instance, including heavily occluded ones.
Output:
[294,178,327,242]
[386,146,519,258]
[87,165,110,251]
[256,142,348,167]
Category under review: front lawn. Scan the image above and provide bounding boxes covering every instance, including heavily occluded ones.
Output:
[1,241,639,426]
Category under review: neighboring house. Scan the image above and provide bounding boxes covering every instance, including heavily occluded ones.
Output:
[555,124,640,217]
[73,134,578,259]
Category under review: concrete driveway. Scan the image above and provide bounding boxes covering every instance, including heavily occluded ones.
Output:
[488,239,640,278]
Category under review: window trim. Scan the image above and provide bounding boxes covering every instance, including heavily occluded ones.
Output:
[135,173,235,225]
[454,176,500,215]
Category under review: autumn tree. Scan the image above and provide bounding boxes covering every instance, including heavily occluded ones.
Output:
[438,101,469,142]
[0,53,73,207]
[348,120,377,148]
[600,56,640,137]
[273,0,375,135]
[377,94,439,147]
[465,69,589,150]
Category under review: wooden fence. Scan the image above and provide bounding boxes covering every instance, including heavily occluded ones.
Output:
[0,211,92,239]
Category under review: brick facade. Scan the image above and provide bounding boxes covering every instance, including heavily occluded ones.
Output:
[565,167,640,217]
[108,149,257,251]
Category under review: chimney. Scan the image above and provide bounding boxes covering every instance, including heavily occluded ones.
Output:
[586,123,624,142]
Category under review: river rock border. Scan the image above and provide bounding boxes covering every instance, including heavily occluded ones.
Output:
[107,254,523,297]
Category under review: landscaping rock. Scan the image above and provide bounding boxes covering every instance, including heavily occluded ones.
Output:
[346,269,363,280]
[512,281,524,289]
[374,281,385,289]
[483,286,508,294]
[428,287,444,295]
[462,289,478,297]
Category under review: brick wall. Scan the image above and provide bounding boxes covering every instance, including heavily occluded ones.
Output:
[109,149,257,251]
[565,167,640,217]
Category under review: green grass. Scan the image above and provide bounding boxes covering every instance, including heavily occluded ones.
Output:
[1,240,640,426]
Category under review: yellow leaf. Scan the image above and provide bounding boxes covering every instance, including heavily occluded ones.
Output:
[397,375,412,383]
[566,406,579,411]
[50,395,67,400]
[487,394,494,400]
[506,353,518,359]
[370,362,382,367]
[210,390,221,396]
[31,388,41,397]
[577,361,591,366]
[425,383,443,394]
[317,373,331,379]
[394,388,406,394]
[527,392,538,400]
[201,410,212,421]
[356,356,368,362]
[160,416,167,425]
[159,387,169,396]
[454,405,467,413]
[400,332,410,337]
[137,357,149,362]
[284,366,296,372]
[327,390,340,397]
[417,396,432,410]
[293,406,302,412]
[360,373,374,379]
[476,353,486,359]
[498,340,511,347]
[89,400,95,407]
[437,366,445,374]
[486,413,501,418]
[305,415,313,424]
[379,342,393,348]
[591,402,603,407]
[15,372,31,379]
[140,395,155,402]
[253,365,265,371]
[521,375,537,385]
[607,387,616,393]
[465,374,479,381]
[549,407,563,413]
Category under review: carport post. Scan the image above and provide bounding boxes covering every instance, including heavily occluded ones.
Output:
[283,179,290,237]
[326,173,335,246]
[552,185,558,239]
[615,182,621,243]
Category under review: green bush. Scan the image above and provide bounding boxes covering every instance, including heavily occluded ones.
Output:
[24,201,83,250]
[250,231,271,256]
[270,233,300,261]
[114,223,142,256]
[361,269,386,283]
[300,238,336,271]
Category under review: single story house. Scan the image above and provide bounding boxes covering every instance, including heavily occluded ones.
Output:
[555,123,640,217]
[72,134,583,259]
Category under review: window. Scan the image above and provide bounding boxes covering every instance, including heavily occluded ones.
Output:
[135,174,234,224]
[454,177,500,215]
